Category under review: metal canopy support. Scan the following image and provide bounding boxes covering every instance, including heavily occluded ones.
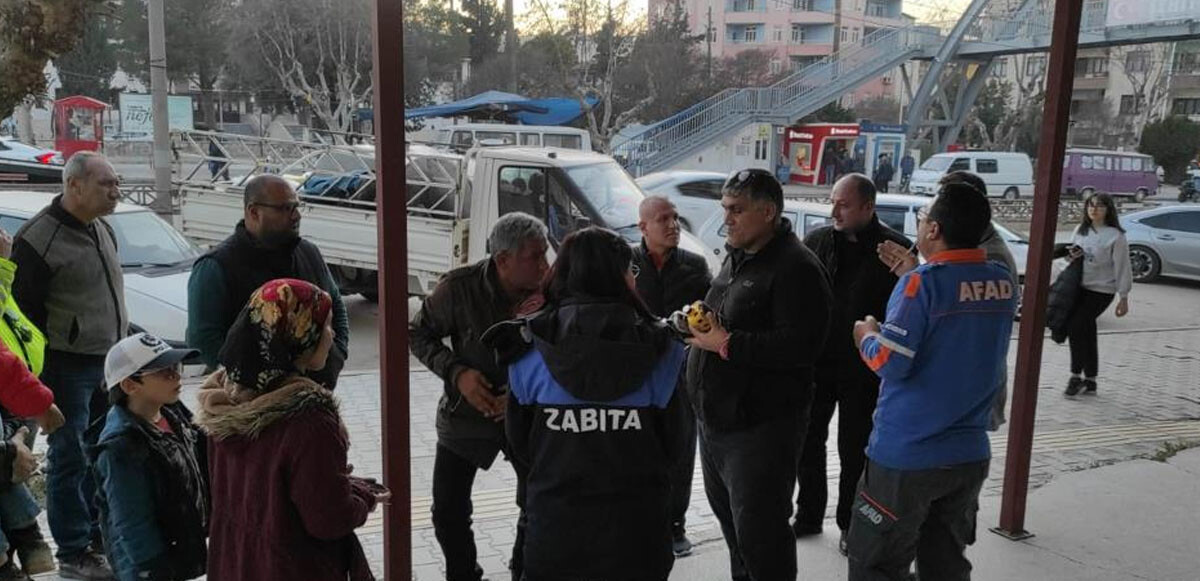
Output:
[903,0,993,147]
[371,0,413,576]
[992,0,1084,541]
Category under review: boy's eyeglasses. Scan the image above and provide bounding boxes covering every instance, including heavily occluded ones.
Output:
[133,363,182,381]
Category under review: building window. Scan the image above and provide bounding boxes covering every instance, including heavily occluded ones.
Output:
[745,25,758,42]
[731,0,757,11]
[773,26,784,42]
[840,27,860,44]
[1173,98,1200,116]
[866,1,886,16]
[793,0,812,10]
[1074,56,1108,78]
[1119,95,1143,115]
[1025,56,1045,77]
[1125,50,1149,73]
[769,59,783,74]
[791,24,805,43]
[1173,52,1200,75]
[991,59,1008,77]
[791,55,820,71]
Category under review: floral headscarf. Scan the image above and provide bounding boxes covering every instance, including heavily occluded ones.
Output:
[218,278,333,393]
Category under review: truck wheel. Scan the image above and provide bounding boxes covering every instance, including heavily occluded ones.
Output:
[1003,187,1019,200]
[1134,188,1148,203]
[1080,187,1095,200]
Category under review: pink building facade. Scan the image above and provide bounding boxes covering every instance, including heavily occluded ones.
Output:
[649,0,909,106]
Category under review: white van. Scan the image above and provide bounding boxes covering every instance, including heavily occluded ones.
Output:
[908,151,1033,199]
[433,124,593,152]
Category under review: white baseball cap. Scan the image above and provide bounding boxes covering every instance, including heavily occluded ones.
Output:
[104,333,199,389]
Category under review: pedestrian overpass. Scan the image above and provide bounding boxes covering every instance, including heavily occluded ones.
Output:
[613,0,1200,176]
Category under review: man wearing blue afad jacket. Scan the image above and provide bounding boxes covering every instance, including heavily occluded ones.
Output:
[848,182,1016,581]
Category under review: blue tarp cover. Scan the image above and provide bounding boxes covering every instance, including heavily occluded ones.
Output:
[404,90,598,125]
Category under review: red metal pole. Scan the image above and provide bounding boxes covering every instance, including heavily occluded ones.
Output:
[993,0,1084,540]
[371,0,412,576]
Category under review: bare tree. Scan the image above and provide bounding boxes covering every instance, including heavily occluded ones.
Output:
[1110,44,1172,148]
[528,0,652,153]
[232,0,373,133]
[995,53,1047,150]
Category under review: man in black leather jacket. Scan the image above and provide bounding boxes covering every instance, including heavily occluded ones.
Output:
[795,174,913,555]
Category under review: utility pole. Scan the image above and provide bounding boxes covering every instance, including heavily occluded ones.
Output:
[148,0,172,214]
[706,5,714,80]
[506,0,517,92]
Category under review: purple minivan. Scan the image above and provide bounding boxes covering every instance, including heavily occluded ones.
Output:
[1062,148,1158,202]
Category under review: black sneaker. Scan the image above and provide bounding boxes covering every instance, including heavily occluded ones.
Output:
[792,519,822,538]
[672,525,694,557]
[57,549,113,581]
[1082,379,1097,395]
[0,560,31,581]
[1065,376,1084,397]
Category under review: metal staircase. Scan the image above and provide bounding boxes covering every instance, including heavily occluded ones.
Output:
[613,25,939,176]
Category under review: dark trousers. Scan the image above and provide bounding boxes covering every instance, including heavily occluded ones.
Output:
[1067,289,1114,377]
[699,394,811,581]
[432,444,526,581]
[670,388,698,531]
[847,459,989,581]
[42,355,104,559]
[796,371,879,531]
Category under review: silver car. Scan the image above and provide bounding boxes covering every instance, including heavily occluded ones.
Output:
[1122,205,1200,283]
[635,170,726,233]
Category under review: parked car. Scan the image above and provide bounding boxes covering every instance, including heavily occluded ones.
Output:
[696,199,835,262]
[908,152,1034,200]
[635,170,726,232]
[1062,148,1158,202]
[0,138,64,183]
[0,191,198,346]
[1121,205,1200,283]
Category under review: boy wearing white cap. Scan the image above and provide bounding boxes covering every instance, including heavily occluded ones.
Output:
[91,334,208,581]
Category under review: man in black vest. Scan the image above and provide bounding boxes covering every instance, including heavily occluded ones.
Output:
[631,195,711,557]
[795,174,913,555]
[186,175,349,387]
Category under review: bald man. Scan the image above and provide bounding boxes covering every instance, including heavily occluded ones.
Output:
[631,195,711,556]
[186,175,349,387]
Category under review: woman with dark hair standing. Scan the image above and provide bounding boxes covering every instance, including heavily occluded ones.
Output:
[504,227,685,581]
[1063,193,1132,396]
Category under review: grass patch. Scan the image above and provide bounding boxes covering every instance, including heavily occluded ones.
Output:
[1148,439,1200,463]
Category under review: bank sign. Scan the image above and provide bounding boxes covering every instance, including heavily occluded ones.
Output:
[118,93,195,134]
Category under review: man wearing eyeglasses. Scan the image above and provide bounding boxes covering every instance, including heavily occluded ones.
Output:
[631,195,711,558]
[187,174,349,388]
[848,183,1016,580]
[686,169,832,581]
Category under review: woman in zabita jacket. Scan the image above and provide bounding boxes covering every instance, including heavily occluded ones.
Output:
[505,227,686,581]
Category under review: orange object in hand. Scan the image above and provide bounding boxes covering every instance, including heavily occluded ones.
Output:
[685,301,713,333]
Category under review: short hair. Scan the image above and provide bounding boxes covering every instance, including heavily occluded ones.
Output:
[938,170,988,197]
[639,195,674,217]
[928,182,993,249]
[243,175,290,207]
[488,212,548,255]
[838,173,876,205]
[723,169,783,218]
[62,151,106,186]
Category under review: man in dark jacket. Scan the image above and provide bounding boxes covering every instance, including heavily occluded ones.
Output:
[795,174,913,555]
[186,175,349,388]
[409,213,549,581]
[873,154,895,193]
[12,151,124,579]
[686,169,832,581]
[632,195,711,557]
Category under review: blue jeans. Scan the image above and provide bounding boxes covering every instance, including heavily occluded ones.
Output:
[0,484,41,554]
[41,354,104,559]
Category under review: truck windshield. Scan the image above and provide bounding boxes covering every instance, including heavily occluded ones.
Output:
[563,162,643,237]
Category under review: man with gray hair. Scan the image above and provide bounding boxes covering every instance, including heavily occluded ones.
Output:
[410,211,549,581]
[12,150,123,579]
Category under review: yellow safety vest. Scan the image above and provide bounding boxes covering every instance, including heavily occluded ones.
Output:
[0,258,45,376]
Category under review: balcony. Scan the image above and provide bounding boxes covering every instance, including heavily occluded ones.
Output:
[726,0,767,12]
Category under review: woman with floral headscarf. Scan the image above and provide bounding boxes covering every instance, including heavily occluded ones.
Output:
[196,279,387,580]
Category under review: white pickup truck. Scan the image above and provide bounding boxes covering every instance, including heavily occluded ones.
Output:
[177,143,720,299]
